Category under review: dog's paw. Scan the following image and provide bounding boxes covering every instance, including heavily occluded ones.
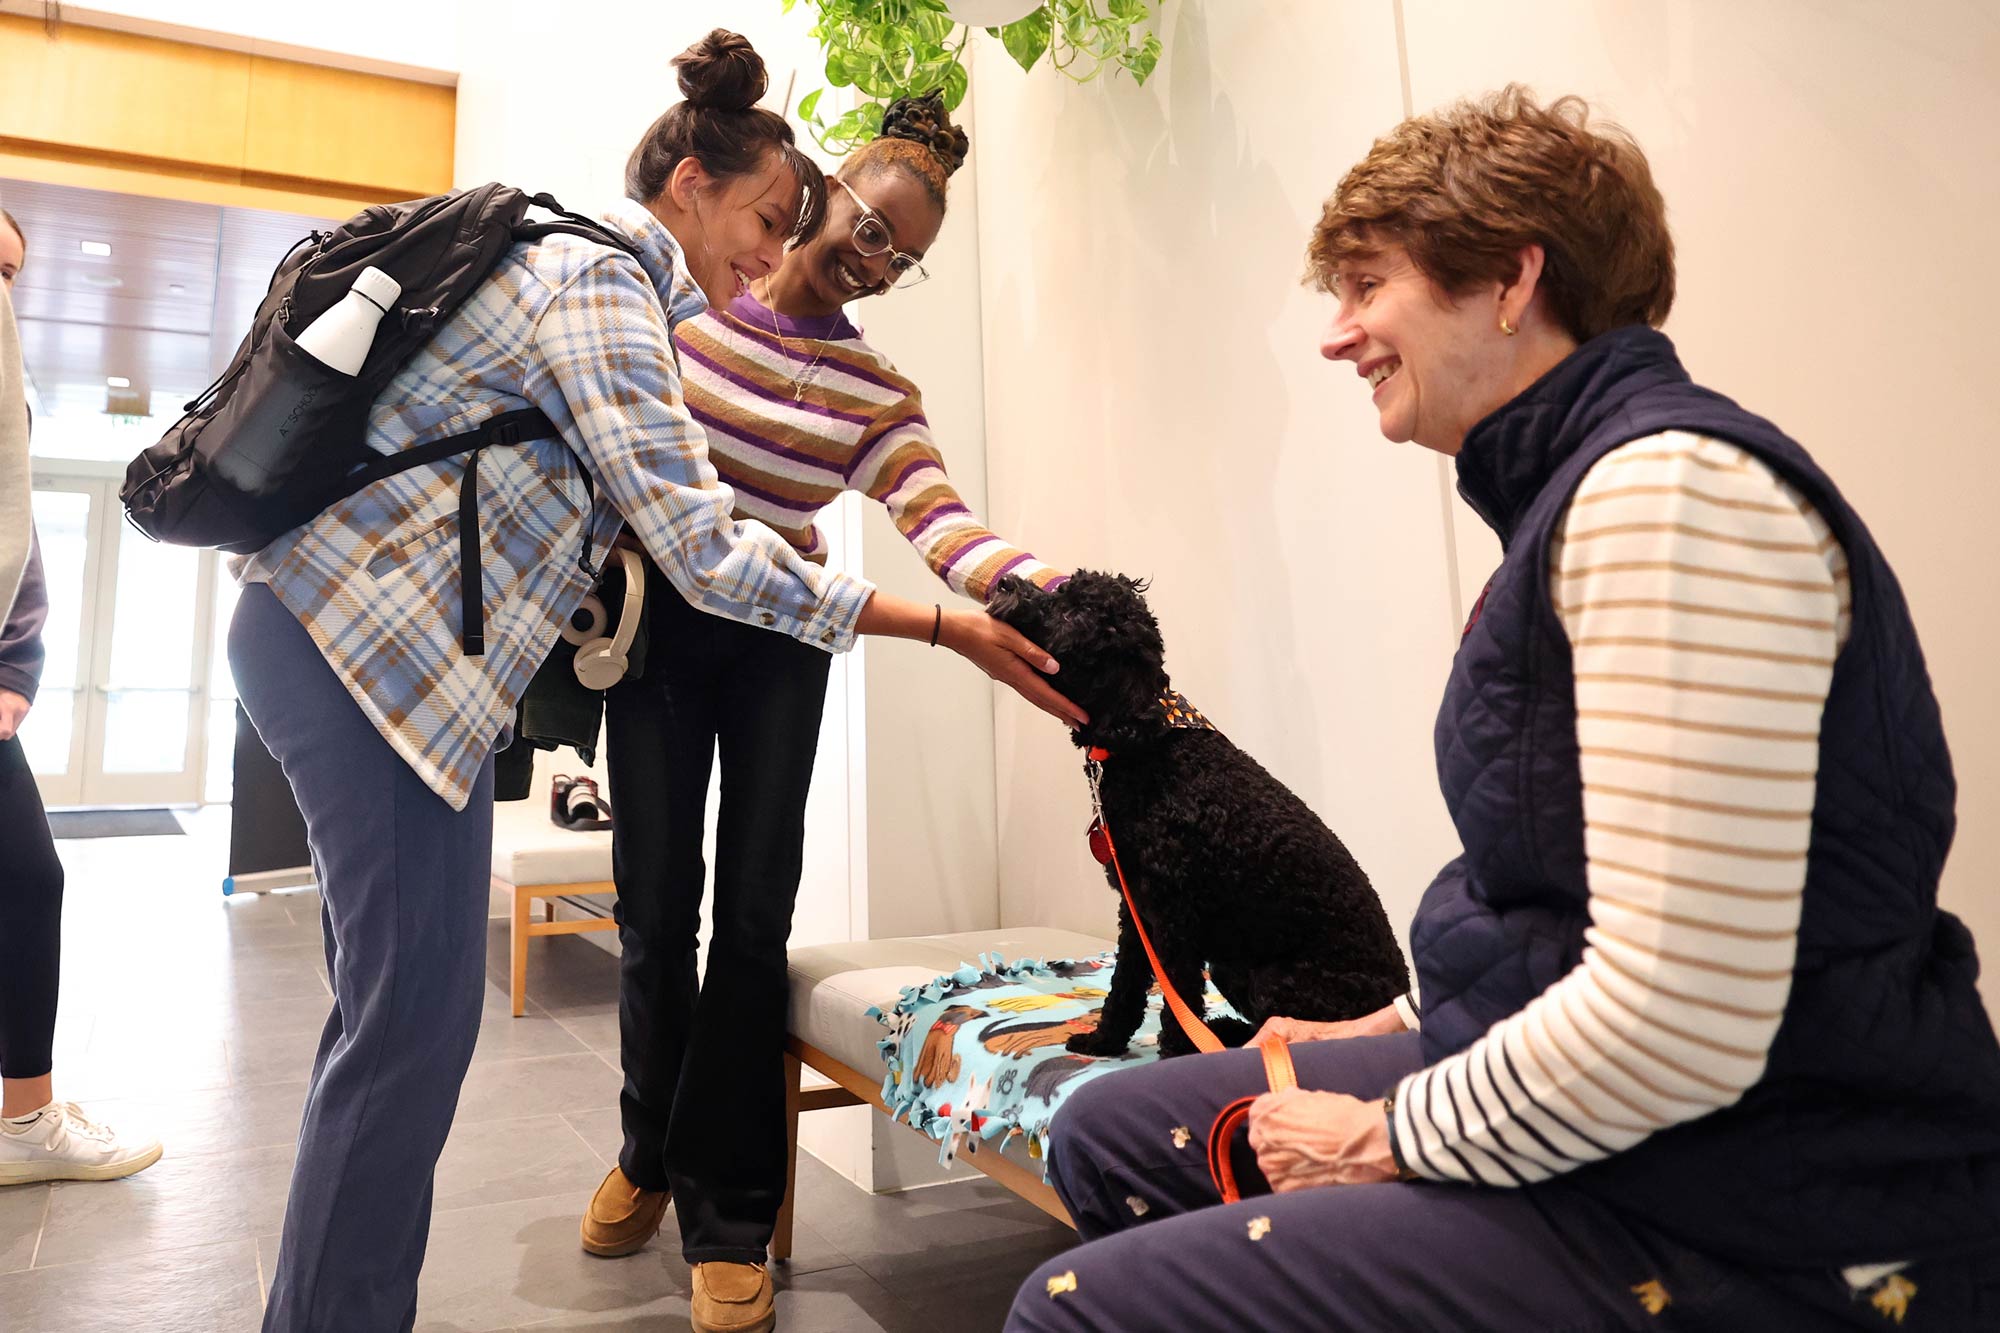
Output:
[1065,1031,1130,1058]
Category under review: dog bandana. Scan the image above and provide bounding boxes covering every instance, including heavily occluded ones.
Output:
[1158,688,1216,734]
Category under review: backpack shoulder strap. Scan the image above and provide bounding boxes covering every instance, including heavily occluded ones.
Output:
[514,193,643,261]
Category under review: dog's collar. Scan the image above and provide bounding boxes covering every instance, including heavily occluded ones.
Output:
[1086,689,1214,762]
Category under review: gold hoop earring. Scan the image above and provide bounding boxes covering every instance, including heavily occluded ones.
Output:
[1499,317,1517,336]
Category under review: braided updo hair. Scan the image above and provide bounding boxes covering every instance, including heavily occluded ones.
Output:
[625,29,828,245]
[846,91,969,210]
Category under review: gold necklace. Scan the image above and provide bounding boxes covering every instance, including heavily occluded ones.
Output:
[755,278,829,402]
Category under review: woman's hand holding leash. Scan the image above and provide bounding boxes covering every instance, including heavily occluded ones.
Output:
[1250,1002,1406,1050]
[1248,1089,1400,1191]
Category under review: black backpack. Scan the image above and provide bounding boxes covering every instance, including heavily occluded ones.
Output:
[120,183,639,654]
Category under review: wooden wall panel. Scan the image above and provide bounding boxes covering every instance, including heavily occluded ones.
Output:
[243,57,456,197]
[0,13,455,210]
[0,15,252,170]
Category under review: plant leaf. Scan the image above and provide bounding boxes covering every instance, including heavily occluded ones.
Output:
[999,9,1052,73]
[1127,31,1161,83]
[798,87,823,122]
[942,59,970,110]
[854,58,899,98]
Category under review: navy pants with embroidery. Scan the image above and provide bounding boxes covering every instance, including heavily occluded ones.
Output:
[1004,1032,1993,1332]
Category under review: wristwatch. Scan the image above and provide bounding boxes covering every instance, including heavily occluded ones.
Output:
[1378,1088,1422,1182]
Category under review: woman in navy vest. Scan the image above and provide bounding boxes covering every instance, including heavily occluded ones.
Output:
[1005,87,2000,1332]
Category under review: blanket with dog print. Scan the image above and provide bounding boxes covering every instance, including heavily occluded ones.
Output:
[868,951,1241,1174]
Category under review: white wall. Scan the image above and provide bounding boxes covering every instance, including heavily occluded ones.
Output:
[972,0,2000,1014]
[845,78,1005,946]
[973,1,1460,951]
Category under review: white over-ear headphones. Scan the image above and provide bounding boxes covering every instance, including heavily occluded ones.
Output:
[566,548,646,691]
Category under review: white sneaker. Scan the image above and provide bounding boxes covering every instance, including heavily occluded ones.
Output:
[0,1102,163,1184]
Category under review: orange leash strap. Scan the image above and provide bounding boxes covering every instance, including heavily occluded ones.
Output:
[1085,753,1223,1056]
[1207,1038,1297,1203]
[1083,747,1298,1203]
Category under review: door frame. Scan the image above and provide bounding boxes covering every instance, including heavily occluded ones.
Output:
[28,461,219,808]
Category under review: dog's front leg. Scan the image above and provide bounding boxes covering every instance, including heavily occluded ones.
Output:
[1152,940,1214,1059]
[1067,899,1152,1057]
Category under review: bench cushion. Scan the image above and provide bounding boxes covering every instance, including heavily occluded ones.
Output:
[787,928,1113,1079]
[490,795,614,887]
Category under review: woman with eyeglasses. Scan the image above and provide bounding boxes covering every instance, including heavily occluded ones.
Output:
[578,92,1065,1328]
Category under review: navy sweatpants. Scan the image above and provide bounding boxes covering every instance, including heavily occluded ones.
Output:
[231,585,494,1333]
[1005,1033,1995,1331]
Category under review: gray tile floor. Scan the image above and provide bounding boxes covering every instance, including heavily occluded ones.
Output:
[0,812,1076,1331]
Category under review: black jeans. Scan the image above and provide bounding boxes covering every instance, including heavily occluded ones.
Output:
[606,563,832,1264]
[0,735,63,1080]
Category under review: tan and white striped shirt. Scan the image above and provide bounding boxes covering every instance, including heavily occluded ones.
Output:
[1393,431,1849,1186]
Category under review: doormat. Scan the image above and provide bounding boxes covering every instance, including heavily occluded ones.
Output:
[46,809,187,839]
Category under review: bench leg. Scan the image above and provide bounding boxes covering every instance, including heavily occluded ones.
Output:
[544,899,557,924]
[773,1050,802,1262]
[510,886,531,1018]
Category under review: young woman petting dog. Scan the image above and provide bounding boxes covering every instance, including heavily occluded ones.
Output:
[1005,88,2000,1332]
[576,92,1072,1331]
[225,32,1077,1331]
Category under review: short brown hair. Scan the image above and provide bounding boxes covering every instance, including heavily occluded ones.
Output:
[1306,86,1674,342]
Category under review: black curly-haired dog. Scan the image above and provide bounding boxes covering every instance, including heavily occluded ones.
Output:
[987,571,1409,1059]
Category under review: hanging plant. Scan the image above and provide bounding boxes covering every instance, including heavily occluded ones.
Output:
[782,0,1163,154]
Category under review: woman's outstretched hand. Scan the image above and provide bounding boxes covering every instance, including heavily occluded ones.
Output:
[940,608,1088,728]
[1248,1089,1400,1191]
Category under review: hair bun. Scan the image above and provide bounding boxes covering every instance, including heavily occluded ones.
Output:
[673,29,768,112]
[880,91,970,177]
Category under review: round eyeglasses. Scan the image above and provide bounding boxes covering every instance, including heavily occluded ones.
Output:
[834,176,930,290]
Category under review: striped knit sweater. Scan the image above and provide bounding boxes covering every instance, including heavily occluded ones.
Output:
[1393,432,1850,1188]
[675,292,1062,601]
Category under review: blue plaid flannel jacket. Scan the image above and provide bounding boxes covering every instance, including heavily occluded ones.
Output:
[237,199,872,810]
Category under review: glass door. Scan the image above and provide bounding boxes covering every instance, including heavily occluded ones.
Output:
[22,470,218,808]
[16,480,101,807]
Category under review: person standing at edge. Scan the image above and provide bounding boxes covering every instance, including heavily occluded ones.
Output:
[0,210,164,1189]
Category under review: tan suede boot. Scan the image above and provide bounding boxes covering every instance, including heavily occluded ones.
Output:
[579,1165,668,1257]
[690,1260,775,1333]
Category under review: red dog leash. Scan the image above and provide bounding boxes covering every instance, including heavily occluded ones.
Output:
[1086,744,1294,1202]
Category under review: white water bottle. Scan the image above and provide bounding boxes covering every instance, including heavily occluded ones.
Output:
[293,266,401,376]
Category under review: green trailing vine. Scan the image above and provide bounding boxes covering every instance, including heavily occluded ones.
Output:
[782,0,1163,154]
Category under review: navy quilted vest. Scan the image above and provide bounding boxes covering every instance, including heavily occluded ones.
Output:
[1412,325,2000,1266]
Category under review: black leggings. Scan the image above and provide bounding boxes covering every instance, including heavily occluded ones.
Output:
[605,564,833,1264]
[0,735,63,1080]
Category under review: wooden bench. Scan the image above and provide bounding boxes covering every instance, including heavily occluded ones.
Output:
[490,795,619,1017]
[775,927,1114,1258]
